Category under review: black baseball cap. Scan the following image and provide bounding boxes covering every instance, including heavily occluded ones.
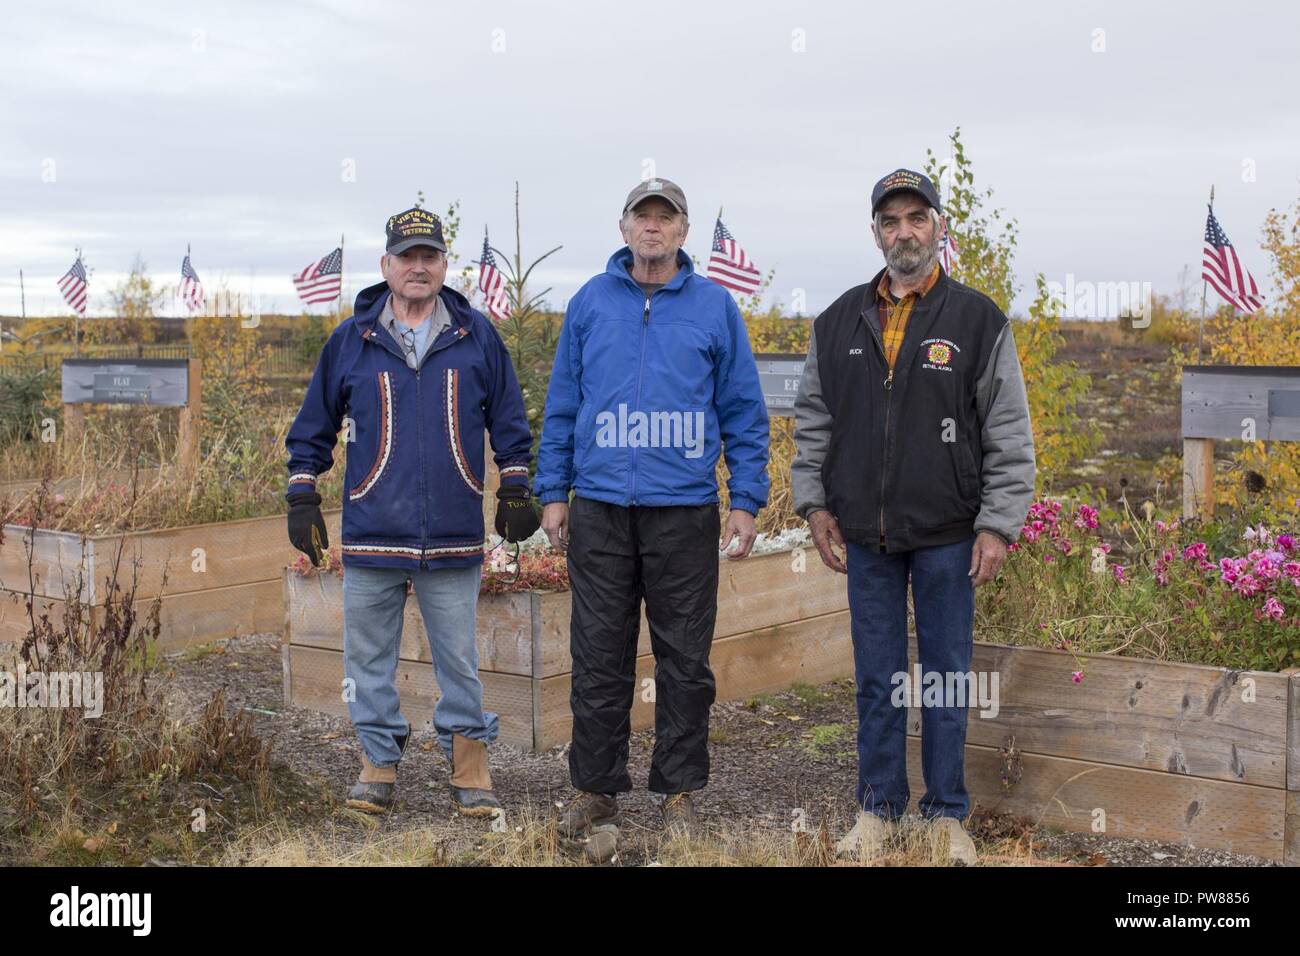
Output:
[871,169,941,216]
[385,207,447,255]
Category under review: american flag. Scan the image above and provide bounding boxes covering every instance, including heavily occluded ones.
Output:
[180,252,206,314]
[58,256,88,316]
[1202,209,1263,314]
[478,230,510,322]
[707,218,762,294]
[293,247,343,306]
[937,223,959,274]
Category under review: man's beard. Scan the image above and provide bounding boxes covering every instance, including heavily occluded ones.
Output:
[883,235,937,279]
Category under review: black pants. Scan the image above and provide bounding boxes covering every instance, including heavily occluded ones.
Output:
[566,496,721,795]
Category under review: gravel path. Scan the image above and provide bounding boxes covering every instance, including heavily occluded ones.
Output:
[162,633,1278,867]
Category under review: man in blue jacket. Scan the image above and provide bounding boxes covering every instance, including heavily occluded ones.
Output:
[535,178,770,842]
[284,206,539,817]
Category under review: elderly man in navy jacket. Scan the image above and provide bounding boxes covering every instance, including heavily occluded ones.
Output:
[285,207,539,817]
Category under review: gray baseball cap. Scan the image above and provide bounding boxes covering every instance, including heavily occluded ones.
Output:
[623,178,688,216]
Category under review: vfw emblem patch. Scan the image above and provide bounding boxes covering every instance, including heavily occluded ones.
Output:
[921,338,959,372]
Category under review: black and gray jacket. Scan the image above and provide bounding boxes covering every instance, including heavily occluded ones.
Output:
[791,266,1035,552]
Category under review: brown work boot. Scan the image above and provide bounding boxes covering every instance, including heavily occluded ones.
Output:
[660,792,698,839]
[556,791,620,839]
[449,734,501,817]
[345,723,410,813]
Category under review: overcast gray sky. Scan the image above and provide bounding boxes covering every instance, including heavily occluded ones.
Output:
[2,0,1297,319]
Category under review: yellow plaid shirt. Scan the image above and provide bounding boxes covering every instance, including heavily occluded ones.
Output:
[876,263,942,370]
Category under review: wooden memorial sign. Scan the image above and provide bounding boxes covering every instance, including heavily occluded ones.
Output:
[1180,365,1300,520]
[60,358,203,472]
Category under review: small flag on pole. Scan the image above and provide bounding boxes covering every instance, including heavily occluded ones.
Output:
[293,247,343,306]
[1202,209,1264,314]
[478,229,510,322]
[180,250,206,314]
[706,218,762,294]
[58,255,88,316]
[937,223,959,274]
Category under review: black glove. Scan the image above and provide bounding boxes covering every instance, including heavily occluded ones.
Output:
[287,491,329,566]
[494,484,540,543]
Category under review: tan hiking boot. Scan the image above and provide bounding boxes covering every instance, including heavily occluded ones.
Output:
[347,752,398,813]
[345,724,410,813]
[660,793,698,839]
[557,791,620,839]
[449,734,501,817]
[929,816,978,865]
[835,810,893,861]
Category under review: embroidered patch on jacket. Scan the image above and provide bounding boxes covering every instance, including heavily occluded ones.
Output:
[921,338,960,373]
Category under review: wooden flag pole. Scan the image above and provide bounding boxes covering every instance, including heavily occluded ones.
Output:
[338,233,345,321]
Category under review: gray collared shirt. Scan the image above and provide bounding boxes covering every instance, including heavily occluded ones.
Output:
[380,294,451,369]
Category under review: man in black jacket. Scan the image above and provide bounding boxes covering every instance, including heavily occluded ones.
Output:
[792,169,1035,864]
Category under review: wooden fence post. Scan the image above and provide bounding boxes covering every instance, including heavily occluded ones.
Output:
[1181,437,1215,521]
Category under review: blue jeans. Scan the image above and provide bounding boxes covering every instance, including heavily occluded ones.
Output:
[846,535,975,821]
[342,564,498,767]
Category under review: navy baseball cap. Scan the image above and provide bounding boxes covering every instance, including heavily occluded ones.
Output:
[871,169,941,216]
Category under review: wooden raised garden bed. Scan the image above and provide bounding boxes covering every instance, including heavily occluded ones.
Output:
[901,638,1300,863]
[1,509,342,650]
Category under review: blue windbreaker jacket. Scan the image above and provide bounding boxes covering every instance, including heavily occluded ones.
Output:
[285,282,533,569]
[534,247,769,514]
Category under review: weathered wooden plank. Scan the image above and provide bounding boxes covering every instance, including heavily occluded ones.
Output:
[1285,790,1300,866]
[283,570,536,676]
[911,737,1287,861]
[286,644,534,750]
[534,608,854,750]
[900,639,1289,788]
[0,526,90,601]
[148,579,284,650]
[0,589,68,646]
[89,509,343,600]
[1182,365,1300,442]
[1288,672,1300,792]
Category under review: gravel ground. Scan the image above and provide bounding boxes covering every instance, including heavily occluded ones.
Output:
[162,633,1278,867]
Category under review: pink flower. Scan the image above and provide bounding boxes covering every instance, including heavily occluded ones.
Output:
[1262,598,1285,621]
[1112,564,1127,582]
[1283,561,1300,581]
[1044,554,1055,563]
[1056,538,1073,555]
[1071,671,1084,683]
[1182,542,1208,562]
[1074,505,1099,530]
[1154,520,1167,533]
[1233,574,1263,598]
[1277,535,1296,553]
